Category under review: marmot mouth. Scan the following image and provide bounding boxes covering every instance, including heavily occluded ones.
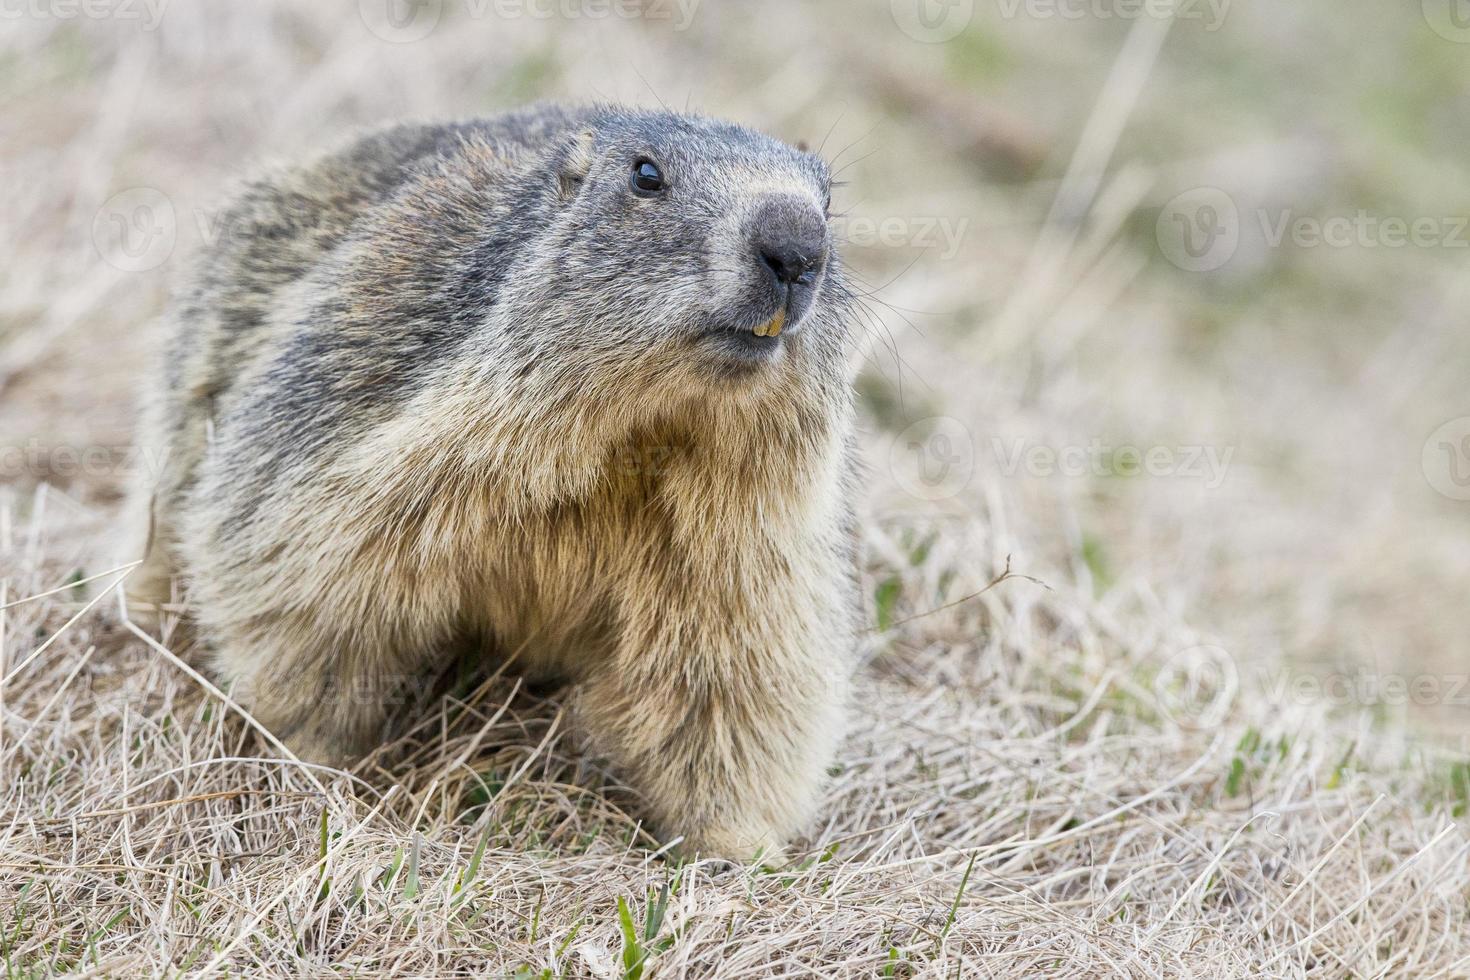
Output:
[697,298,807,367]
[701,327,784,364]
[702,308,789,341]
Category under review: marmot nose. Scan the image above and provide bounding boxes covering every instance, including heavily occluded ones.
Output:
[760,242,821,285]
[750,196,828,287]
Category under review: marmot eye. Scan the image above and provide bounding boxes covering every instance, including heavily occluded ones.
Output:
[631,159,666,195]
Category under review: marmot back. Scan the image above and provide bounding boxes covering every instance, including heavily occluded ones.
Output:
[132,103,863,862]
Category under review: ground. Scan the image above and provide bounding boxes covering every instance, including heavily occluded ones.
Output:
[1,2,1468,976]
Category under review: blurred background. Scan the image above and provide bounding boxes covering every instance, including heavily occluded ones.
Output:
[2,0,1467,743]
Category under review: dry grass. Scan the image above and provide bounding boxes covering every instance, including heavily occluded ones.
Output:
[3,2,1470,977]
[4,512,1467,976]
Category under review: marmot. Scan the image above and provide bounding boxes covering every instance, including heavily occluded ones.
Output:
[130,104,862,861]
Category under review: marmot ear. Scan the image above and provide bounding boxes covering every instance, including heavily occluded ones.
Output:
[557,129,596,201]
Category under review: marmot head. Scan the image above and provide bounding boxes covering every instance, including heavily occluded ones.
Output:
[499,106,857,390]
